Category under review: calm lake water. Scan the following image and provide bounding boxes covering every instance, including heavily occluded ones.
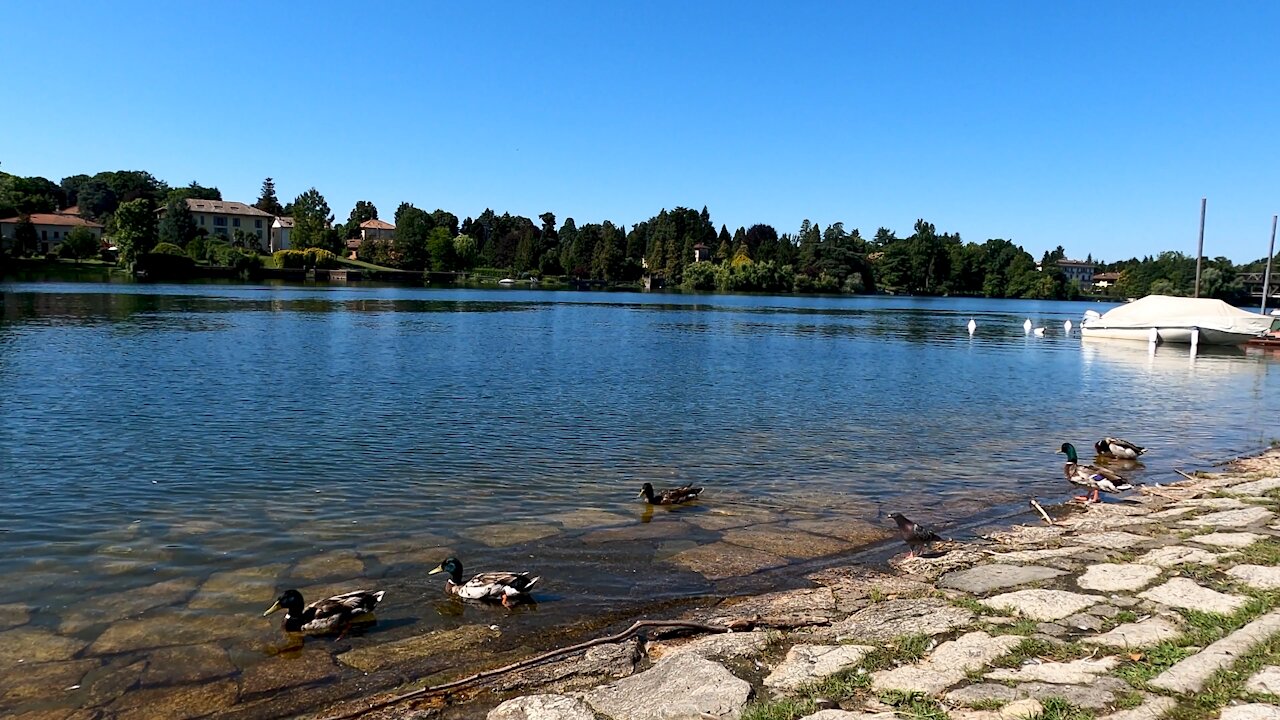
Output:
[2,281,1278,717]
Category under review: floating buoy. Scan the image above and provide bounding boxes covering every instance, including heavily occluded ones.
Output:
[1023,319,1032,333]
[1064,319,1073,333]
[967,319,977,335]
[1033,327,1046,337]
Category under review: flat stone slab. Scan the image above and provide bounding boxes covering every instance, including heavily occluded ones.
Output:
[338,624,500,672]
[1149,507,1200,519]
[0,627,88,664]
[1071,531,1150,548]
[656,631,772,661]
[764,644,875,691]
[987,547,1088,563]
[1228,565,1280,590]
[799,712,884,720]
[982,589,1101,621]
[1138,577,1248,615]
[721,526,852,560]
[1014,679,1128,709]
[584,653,750,720]
[488,694,597,720]
[1221,705,1280,720]
[1180,506,1275,529]
[1082,617,1183,648]
[1226,477,1280,497]
[1136,545,1223,568]
[985,657,1119,684]
[462,521,560,548]
[665,542,788,580]
[952,699,1045,720]
[1077,563,1162,592]
[1245,666,1280,695]
[831,598,974,642]
[1097,696,1176,720]
[946,684,1025,706]
[1191,532,1267,549]
[1186,498,1251,509]
[938,564,1067,594]
[1150,610,1280,693]
[871,631,1020,695]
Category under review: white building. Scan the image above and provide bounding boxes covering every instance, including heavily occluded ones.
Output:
[0,210,105,255]
[271,217,293,252]
[156,199,274,250]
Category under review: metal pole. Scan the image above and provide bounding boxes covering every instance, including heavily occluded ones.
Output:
[1263,214,1277,314]
[1194,197,1206,298]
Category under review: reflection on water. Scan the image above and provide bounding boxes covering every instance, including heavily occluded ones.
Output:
[1,283,1278,717]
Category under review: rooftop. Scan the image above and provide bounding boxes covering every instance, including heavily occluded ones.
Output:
[182,199,274,217]
[0,213,103,228]
[274,217,294,228]
[360,218,395,230]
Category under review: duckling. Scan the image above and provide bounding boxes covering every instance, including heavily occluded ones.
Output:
[263,588,385,635]
[429,557,539,608]
[1058,442,1133,503]
[1094,437,1146,460]
[638,482,703,505]
[889,512,942,557]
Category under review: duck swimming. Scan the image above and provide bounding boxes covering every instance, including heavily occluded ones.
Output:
[638,482,703,505]
[429,556,539,608]
[1059,442,1133,503]
[1094,437,1147,460]
[263,588,385,635]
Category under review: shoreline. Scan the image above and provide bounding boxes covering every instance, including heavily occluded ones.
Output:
[316,446,1280,720]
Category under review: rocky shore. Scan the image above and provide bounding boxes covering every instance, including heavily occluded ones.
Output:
[340,448,1280,720]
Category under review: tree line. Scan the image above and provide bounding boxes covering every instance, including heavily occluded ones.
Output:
[2,166,1275,301]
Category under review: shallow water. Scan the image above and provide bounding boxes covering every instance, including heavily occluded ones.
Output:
[1,282,1278,716]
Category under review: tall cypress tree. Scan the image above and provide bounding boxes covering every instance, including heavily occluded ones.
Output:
[254,177,284,216]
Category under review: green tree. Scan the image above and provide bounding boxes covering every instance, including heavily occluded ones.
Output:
[13,216,38,256]
[426,226,455,271]
[254,177,284,216]
[165,182,221,204]
[75,179,117,220]
[344,200,378,238]
[158,198,199,248]
[59,226,100,262]
[393,203,434,270]
[453,234,478,269]
[113,198,158,265]
[289,188,334,251]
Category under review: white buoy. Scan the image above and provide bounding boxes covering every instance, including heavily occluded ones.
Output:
[1033,327,1046,337]
[1191,327,1200,355]
[967,319,976,335]
[1148,327,1159,344]
[1064,319,1073,333]
[1023,318,1032,333]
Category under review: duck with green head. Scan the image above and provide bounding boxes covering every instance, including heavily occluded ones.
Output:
[429,556,539,608]
[1058,442,1133,503]
[262,588,385,635]
[638,482,703,505]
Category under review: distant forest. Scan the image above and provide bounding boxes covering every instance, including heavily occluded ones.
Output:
[2,167,1275,302]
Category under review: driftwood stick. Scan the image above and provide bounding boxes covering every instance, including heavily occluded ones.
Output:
[1173,469,1199,483]
[1029,498,1055,526]
[320,616,823,720]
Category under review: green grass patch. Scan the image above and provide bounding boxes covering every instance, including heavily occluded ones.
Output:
[952,596,990,614]
[1113,641,1195,687]
[1161,630,1280,720]
[1113,691,1146,710]
[879,691,950,720]
[990,638,1088,669]
[1236,538,1280,566]
[968,698,1010,710]
[1035,697,1095,720]
[795,634,935,702]
[740,697,817,720]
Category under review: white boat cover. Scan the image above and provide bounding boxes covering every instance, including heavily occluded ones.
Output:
[1086,295,1271,334]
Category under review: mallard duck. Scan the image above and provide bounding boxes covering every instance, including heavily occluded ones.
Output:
[263,588,385,635]
[1058,442,1133,503]
[1094,437,1147,460]
[638,482,703,505]
[429,557,539,608]
[889,512,941,557]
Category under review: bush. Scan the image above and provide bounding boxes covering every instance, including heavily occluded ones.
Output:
[273,249,306,269]
[304,248,339,269]
[136,250,195,277]
[682,261,723,291]
[186,237,207,263]
[151,242,186,256]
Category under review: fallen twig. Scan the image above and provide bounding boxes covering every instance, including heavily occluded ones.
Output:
[1029,498,1055,526]
[1173,469,1199,483]
[320,616,824,720]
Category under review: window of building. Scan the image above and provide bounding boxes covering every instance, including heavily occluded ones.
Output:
[256,229,263,238]
[53,231,60,239]
[200,216,205,225]
[255,219,262,229]
[233,218,241,228]
[214,217,227,227]
[214,227,228,236]
[41,230,47,240]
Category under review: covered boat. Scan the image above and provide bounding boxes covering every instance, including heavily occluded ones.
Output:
[1080,295,1272,345]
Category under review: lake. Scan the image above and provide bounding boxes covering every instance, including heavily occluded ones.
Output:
[2,281,1278,717]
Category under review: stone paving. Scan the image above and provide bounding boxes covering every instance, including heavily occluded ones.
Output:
[470,452,1280,720]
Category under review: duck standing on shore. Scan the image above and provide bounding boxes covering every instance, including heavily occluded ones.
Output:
[263,588,385,636]
[1059,442,1133,503]
[638,482,703,505]
[430,556,539,608]
[1094,437,1147,460]
[889,512,941,557]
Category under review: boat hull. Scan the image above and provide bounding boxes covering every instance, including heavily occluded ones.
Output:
[1081,325,1263,345]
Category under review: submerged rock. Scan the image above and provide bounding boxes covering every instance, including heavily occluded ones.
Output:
[187,563,288,610]
[666,542,788,580]
[337,624,500,673]
[290,549,365,582]
[0,657,99,704]
[239,647,340,697]
[0,603,32,631]
[720,525,852,560]
[461,521,560,548]
[140,643,236,687]
[0,627,88,665]
[107,678,239,720]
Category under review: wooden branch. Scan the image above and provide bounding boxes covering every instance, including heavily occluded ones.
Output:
[320,616,826,720]
[1173,469,1199,483]
[1029,498,1055,526]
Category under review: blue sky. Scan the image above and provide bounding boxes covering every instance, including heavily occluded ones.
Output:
[3,2,1278,263]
